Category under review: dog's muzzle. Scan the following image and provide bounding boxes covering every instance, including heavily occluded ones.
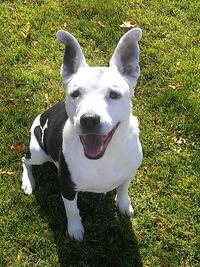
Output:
[79,117,119,160]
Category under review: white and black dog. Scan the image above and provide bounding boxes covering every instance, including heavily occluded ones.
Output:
[21,28,143,241]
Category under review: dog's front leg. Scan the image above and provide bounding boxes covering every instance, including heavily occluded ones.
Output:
[115,180,134,217]
[62,194,84,242]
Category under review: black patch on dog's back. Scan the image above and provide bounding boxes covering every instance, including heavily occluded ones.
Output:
[34,126,48,155]
[32,101,76,200]
[39,101,68,162]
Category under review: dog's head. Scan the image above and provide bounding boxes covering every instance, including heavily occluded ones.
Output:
[57,29,142,159]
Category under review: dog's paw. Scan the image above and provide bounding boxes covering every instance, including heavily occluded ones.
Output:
[119,202,134,217]
[21,183,34,195]
[21,175,35,195]
[68,219,85,242]
[116,198,134,217]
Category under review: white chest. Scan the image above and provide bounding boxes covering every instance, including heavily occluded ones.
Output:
[62,117,142,194]
[69,157,132,193]
[63,135,142,194]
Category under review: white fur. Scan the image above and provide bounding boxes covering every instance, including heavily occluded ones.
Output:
[115,180,134,216]
[22,28,143,241]
[25,115,51,165]
[66,67,132,135]
[21,115,51,194]
[62,116,142,193]
[41,119,48,145]
[62,195,84,241]
[21,162,35,194]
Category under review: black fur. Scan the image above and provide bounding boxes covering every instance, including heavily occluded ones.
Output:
[25,146,31,159]
[58,151,76,200]
[33,101,76,200]
[39,101,68,162]
[34,126,48,154]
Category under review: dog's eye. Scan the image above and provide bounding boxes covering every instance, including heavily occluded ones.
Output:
[109,90,121,100]
[70,90,80,99]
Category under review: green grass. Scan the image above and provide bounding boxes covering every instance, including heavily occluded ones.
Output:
[0,0,199,266]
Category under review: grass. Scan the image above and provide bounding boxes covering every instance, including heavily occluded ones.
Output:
[0,0,199,266]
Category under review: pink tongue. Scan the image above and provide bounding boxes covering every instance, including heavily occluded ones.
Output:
[80,134,104,158]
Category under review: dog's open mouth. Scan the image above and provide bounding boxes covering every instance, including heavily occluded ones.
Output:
[80,124,119,159]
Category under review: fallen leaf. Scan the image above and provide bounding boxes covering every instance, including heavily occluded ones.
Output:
[0,169,15,176]
[160,226,172,233]
[135,232,142,240]
[175,83,183,88]
[168,83,183,90]
[22,21,31,39]
[11,144,26,152]
[153,165,161,171]
[17,252,23,261]
[133,85,139,98]
[177,137,186,144]
[152,215,165,223]
[182,259,190,267]
[44,93,50,108]
[8,6,15,11]
[151,187,157,193]
[182,231,192,239]
[168,85,176,89]
[120,20,138,28]
[174,147,182,153]
[0,95,15,104]
[98,21,105,27]
[11,19,19,28]
[172,133,186,145]
[143,166,148,172]
[64,22,67,28]
[32,41,38,48]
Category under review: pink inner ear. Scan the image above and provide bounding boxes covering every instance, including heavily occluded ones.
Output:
[109,28,142,82]
[57,30,87,82]
[123,64,133,75]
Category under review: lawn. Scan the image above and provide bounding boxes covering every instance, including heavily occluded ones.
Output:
[0,0,199,266]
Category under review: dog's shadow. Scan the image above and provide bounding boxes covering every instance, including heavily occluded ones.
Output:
[33,163,142,267]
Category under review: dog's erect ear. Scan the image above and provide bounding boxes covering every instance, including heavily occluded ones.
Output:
[57,30,88,83]
[110,28,142,89]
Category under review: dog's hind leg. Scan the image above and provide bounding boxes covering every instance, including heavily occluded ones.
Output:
[21,115,50,194]
[115,179,134,217]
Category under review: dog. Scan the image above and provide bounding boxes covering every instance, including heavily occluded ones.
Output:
[21,28,143,241]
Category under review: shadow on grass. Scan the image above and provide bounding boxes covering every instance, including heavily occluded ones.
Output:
[33,163,142,267]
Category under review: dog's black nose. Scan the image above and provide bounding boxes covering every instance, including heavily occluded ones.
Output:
[80,114,100,131]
